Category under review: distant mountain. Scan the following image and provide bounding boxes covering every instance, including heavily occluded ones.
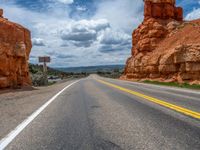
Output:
[55,65,125,73]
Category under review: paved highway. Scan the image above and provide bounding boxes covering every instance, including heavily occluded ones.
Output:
[1,75,200,150]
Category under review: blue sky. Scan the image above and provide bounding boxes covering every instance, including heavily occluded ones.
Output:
[0,0,200,67]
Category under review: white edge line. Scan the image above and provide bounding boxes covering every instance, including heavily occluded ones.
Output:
[0,80,80,150]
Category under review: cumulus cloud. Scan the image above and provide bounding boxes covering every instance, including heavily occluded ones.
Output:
[32,38,45,46]
[61,27,96,42]
[98,29,131,53]
[60,19,110,47]
[185,8,200,20]
[99,29,131,45]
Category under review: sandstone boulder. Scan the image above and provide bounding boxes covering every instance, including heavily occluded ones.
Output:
[0,9,32,88]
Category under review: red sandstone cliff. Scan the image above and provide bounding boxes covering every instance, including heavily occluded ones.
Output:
[122,0,200,84]
[0,9,32,88]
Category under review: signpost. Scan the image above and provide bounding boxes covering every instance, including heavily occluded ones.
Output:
[39,56,51,85]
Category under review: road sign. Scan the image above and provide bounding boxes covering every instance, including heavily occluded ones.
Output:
[38,56,51,85]
[39,57,51,63]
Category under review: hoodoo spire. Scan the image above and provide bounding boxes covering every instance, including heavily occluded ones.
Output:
[144,0,183,21]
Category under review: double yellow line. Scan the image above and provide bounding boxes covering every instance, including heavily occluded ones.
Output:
[96,79,200,120]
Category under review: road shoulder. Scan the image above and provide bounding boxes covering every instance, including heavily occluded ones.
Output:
[0,80,78,140]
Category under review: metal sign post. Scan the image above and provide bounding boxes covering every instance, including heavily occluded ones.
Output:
[39,56,51,85]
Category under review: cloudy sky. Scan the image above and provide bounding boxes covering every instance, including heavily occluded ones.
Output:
[0,0,200,67]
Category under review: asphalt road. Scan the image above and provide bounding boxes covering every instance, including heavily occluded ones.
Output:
[3,75,200,150]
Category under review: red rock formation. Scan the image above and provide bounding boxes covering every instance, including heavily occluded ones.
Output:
[0,9,3,18]
[0,9,32,88]
[122,0,200,84]
[144,0,183,21]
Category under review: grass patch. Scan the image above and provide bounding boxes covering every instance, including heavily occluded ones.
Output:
[143,80,200,90]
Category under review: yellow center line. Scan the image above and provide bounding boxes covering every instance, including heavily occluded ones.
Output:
[96,79,200,120]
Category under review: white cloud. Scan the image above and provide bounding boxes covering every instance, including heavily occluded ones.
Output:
[99,29,131,45]
[56,0,74,4]
[185,8,200,20]
[98,28,131,53]
[32,38,46,46]
[76,6,87,11]
[93,0,143,33]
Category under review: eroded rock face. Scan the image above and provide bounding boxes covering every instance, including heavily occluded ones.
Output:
[0,9,32,88]
[144,0,183,21]
[122,0,200,84]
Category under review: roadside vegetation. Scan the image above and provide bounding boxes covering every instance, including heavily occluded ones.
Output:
[143,80,200,90]
[29,64,89,86]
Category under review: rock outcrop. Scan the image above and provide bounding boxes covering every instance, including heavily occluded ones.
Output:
[0,9,32,88]
[144,0,183,21]
[122,0,200,84]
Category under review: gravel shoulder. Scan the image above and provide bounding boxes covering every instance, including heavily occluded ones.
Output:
[0,79,78,139]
